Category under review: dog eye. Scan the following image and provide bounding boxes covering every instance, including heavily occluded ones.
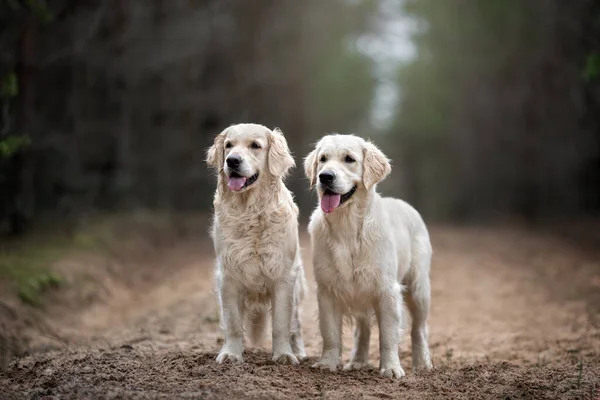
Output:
[319,155,327,163]
[251,142,261,149]
[344,155,355,163]
[225,142,232,149]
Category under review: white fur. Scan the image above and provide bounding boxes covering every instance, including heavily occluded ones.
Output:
[207,123,306,365]
[304,134,433,378]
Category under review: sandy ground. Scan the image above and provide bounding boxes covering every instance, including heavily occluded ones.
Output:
[1,225,600,399]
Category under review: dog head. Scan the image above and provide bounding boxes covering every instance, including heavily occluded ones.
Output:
[304,134,391,213]
[206,123,295,192]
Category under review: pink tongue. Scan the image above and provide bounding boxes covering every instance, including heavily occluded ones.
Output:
[227,176,247,191]
[321,193,341,214]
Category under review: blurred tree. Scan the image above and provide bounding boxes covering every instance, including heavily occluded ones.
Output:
[1,0,52,235]
[6,0,595,229]
[390,0,600,221]
[0,0,381,232]
[305,0,377,134]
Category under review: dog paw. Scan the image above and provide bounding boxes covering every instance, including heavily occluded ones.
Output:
[273,352,299,365]
[412,354,433,372]
[379,364,405,379]
[216,350,243,364]
[294,349,307,361]
[311,359,339,372]
[291,333,306,360]
[412,358,433,372]
[343,360,370,371]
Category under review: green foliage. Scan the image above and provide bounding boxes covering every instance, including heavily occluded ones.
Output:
[582,52,600,82]
[1,0,53,24]
[1,73,18,98]
[17,271,61,306]
[0,213,189,306]
[0,221,114,306]
[0,135,30,158]
[0,245,64,307]
[24,0,53,23]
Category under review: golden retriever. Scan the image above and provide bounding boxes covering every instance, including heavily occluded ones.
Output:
[206,123,306,365]
[304,134,433,378]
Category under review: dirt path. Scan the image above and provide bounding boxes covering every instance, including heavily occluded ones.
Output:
[2,226,600,399]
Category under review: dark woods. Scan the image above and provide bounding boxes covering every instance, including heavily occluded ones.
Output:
[0,0,373,235]
[390,0,600,222]
[1,0,599,236]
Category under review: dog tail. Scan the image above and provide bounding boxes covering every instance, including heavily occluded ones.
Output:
[246,306,269,345]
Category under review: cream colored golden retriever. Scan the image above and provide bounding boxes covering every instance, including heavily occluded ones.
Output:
[304,134,433,378]
[206,123,306,365]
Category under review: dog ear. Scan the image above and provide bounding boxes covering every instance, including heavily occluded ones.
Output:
[304,145,319,189]
[206,128,227,171]
[363,141,391,190]
[268,127,295,177]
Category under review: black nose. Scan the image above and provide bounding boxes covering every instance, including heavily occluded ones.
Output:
[319,170,335,184]
[226,154,241,169]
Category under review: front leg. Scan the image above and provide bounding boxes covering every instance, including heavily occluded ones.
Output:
[375,284,405,378]
[271,280,299,365]
[216,278,245,363]
[312,286,343,372]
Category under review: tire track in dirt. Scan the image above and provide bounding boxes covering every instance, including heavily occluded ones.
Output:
[2,227,599,399]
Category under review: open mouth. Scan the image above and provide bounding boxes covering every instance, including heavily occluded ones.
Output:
[227,171,259,191]
[320,185,357,214]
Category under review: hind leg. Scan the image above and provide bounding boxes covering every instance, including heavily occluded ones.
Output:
[406,278,432,371]
[290,302,306,360]
[290,268,306,360]
[343,315,371,370]
[246,306,269,346]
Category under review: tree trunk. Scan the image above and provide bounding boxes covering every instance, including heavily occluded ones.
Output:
[10,17,38,235]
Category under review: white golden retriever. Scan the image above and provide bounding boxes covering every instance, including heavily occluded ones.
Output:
[304,134,433,378]
[206,123,306,365]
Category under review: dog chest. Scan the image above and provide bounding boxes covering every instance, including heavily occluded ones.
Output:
[316,243,382,307]
[217,217,296,290]
[221,241,290,276]
[215,205,297,293]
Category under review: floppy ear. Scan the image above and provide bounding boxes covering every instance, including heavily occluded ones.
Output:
[206,128,227,171]
[268,127,295,177]
[303,145,319,189]
[363,141,391,190]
